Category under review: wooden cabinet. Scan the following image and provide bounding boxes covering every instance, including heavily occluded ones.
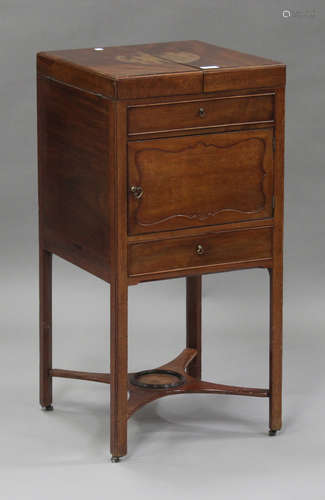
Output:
[37,40,286,461]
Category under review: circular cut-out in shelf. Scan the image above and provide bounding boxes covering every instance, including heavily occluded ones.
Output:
[130,369,185,390]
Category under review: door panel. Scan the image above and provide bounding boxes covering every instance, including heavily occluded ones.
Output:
[128,128,274,235]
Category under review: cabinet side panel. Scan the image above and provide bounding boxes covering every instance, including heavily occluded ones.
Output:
[37,76,113,281]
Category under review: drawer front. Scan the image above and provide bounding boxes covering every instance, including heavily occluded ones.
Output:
[128,128,274,235]
[128,93,274,135]
[128,227,273,277]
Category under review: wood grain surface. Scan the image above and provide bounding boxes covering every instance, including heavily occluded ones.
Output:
[128,93,274,135]
[128,227,273,277]
[37,40,285,99]
[128,129,274,234]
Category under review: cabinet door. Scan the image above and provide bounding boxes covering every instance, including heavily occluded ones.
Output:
[128,128,274,235]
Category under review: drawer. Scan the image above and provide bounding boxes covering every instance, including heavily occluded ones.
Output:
[128,227,273,277]
[128,128,274,235]
[128,93,274,135]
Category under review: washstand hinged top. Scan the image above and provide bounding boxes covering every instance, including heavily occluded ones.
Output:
[37,40,286,462]
[37,39,285,99]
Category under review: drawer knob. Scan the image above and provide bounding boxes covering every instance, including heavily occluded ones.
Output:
[130,185,144,200]
[199,107,206,118]
[196,244,205,255]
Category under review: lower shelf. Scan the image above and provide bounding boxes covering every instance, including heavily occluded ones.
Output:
[49,348,269,419]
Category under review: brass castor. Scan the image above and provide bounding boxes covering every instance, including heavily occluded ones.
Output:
[269,429,277,436]
[41,405,54,411]
[111,456,120,463]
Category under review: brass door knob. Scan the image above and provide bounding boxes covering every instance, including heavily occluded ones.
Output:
[130,185,144,199]
[196,244,205,255]
[199,107,206,118]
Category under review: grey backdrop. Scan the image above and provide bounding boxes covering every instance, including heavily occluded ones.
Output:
[1,1,324,499]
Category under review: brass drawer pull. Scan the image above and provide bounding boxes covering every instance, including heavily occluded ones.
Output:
[130,185,144,199]
[199,107,206,118]
[196,244,205,255]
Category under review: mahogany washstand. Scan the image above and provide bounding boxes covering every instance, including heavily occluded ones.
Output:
[37,40,286,461]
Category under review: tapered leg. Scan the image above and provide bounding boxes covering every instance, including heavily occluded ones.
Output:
[40,248,53,410]
[186,276,202,379]
[110,278,128,460]
[269,267,283,433]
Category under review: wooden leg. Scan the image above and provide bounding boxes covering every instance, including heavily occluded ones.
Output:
[186,276,202,379]
[269,267,283,432]
[110,278,128,461]
[39,248,53,410]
